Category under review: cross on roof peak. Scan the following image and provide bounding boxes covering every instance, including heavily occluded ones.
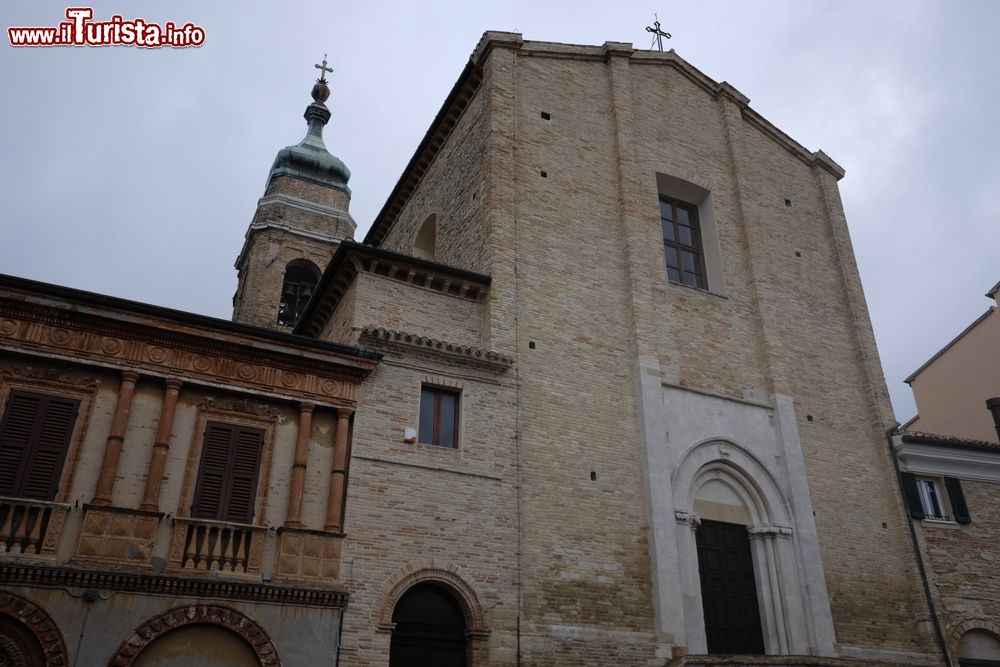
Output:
[646,14,672,52]
[315,54,333,83]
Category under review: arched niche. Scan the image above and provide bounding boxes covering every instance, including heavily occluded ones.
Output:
[413,215,436,261]
[108,605,279,667]
[277,259,321,327]
[132,625,260,667]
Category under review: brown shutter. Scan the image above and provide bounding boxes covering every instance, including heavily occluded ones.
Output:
[191,422,263,524]
[0,391,78,500]
[224,426,263,524]
[191,422,235,520]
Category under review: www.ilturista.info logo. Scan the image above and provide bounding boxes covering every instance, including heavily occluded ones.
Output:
[8,8,205,48]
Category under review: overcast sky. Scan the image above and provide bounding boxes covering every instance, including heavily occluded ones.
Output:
[1,1,997,423]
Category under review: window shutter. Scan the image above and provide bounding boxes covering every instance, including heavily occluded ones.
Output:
[224,426,263,524]
[191,422,235,520]
[191,422,263,524]
[23,395,78,500]
[900,472,926,519]
[0,391,78,500]
[944,477,971,524]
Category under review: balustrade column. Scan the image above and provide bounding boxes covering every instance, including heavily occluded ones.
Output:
[324,407,353,532]
[284,402,315,528]
[140,378,183,511]
[92,370,140,505]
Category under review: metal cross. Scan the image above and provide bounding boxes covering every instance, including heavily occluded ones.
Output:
[314,54,333,82]
[646,14,671,52]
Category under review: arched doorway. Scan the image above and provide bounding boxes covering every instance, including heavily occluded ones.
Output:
[0,614,46,667]
[389,584,467,667]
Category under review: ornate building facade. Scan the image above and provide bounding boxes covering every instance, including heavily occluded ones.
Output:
[0,31,969,667]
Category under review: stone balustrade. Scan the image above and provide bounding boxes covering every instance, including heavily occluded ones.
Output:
[0,497,69,558]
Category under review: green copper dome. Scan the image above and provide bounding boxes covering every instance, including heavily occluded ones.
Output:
[267,97,351,192]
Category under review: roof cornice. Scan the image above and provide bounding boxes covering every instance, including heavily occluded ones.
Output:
[0,273,380,368]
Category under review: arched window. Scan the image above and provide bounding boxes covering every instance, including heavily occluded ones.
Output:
[958,629,1000,667]
[390,584,467,667]
[413,215,436,261]
[277,260,320,327]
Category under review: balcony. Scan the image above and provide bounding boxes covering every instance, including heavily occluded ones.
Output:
[0,497,70,559]
[167,517,266,575]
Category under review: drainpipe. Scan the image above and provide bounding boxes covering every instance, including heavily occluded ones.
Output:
[986,398,1000,442]
[335,607,345,667]
[885,424,952,667]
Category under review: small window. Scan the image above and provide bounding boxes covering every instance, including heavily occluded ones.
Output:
[418,386,460,448]
[191,421,264,524]
[901,472,971,524]
[277,260,320,327]
[916,478,948,521]
[660,196,706,289]
[0,390,79,500]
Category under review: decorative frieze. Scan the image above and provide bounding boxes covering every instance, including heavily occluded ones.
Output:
[747,524,794,539]
[0,299,370,406]
[0,563,349,608]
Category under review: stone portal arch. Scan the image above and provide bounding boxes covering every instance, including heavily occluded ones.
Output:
[108,605,279,666]
[0,592,68,666]
[672,439,810,656]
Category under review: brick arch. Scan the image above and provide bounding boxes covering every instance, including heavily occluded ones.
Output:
[107,605,280,666]
[377,563,489,638]
[0,591,68,666]
[952,618,1000,652]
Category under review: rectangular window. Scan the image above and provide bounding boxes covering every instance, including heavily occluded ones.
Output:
[916,478,948,521]
[0,390,79,501]
[660,195,706,289]
[418,386,460,448]
[191,421,264,524]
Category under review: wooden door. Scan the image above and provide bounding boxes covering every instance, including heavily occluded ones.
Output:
[696,519,765,655]
[389,585,467,667]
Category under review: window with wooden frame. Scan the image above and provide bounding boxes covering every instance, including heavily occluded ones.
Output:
[0,390,80,501]
[190,421,264,524]
[418,386,460,448]
[660,195,706,289]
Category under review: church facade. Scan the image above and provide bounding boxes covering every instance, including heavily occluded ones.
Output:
[0,31,960,667]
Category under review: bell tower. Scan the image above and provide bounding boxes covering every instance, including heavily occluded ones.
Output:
[232,57,355,329]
